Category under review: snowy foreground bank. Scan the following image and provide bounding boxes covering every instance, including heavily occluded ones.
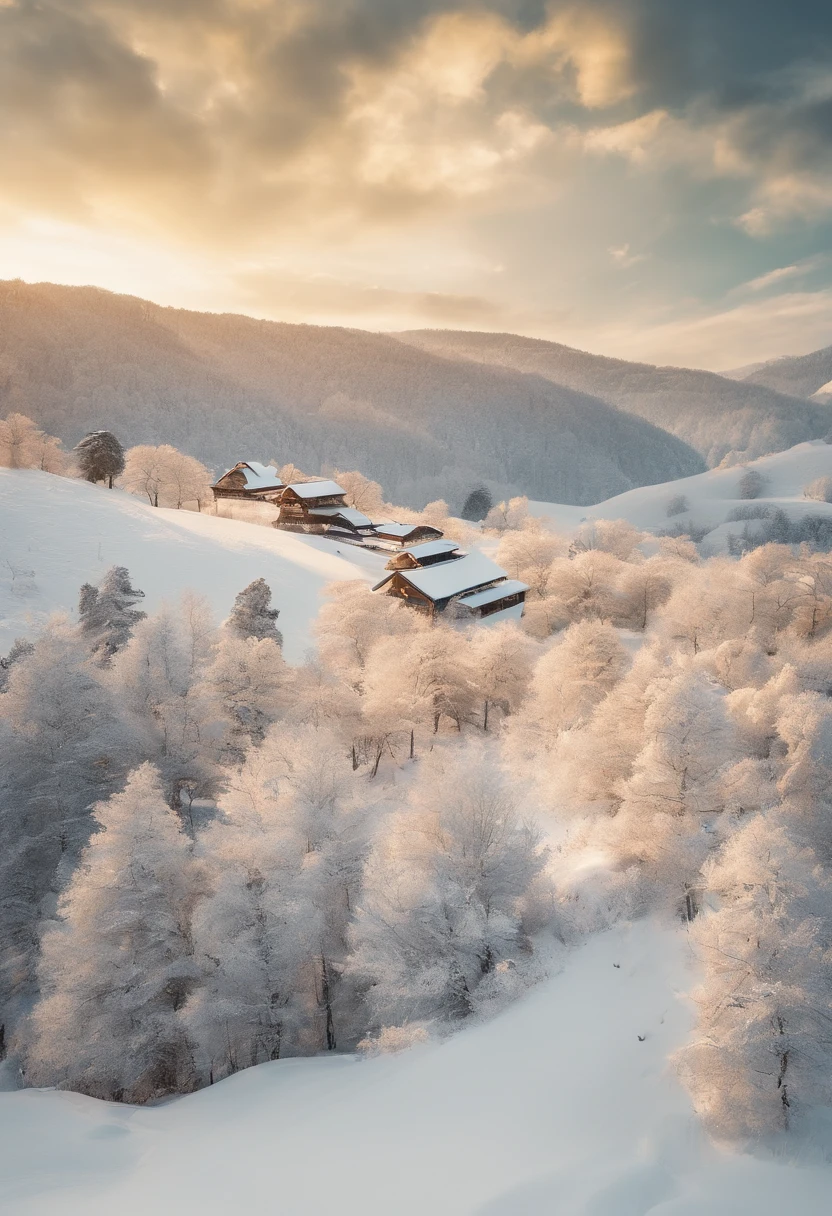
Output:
[2,921,830,1216]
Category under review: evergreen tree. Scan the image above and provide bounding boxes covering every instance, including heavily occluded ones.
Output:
[0,622,126,1026]
[74,430,125,488]
[24,764,200,1102]
[78,566,146,661]
[227,578,283,646]
[461,485,493,522]
[0,637,34,691]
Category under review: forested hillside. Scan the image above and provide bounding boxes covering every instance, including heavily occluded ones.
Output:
[743,344,832,400]
[0,282,704,509]
[396,329,832,467]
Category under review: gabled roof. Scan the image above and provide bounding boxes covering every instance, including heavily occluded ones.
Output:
[284,480,345,500]
[215,461,284,491]
[373,521,443,539]
[457,579,529,609]
[374,551,508,601]
[307,506,374,527]
[397,540,461,562]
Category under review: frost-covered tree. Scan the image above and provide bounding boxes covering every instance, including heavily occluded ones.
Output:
[511,620,629,757]
[0,636,34,691]
[184,753,304,1078]
[483,496,529,533]
[680,816,832,1138]
[227,578,282,645]
[0,413,69,474]
[0,621,125,1024]
[468,621,536,731]
[202,632,290,756]
[24,764,201,1101]
[122,444,211,509]
[362,625,476,763]
[774,693,832,860]
[315,580,423,687]
[328,468,386,517]
[78,565,146,661]
[74,430,124,487]
[603,670,737,916]
[497,518,564,598]
[348,746,546,1028]
[110,594,223,811]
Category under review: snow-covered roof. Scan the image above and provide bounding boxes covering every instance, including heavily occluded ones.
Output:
[285,480,345,500]
[398,540,461,562]
[239,462,284,490]
[307,506,374,527]
[373,521,443,539]
[378,551,509,601]
[457,579,529,609]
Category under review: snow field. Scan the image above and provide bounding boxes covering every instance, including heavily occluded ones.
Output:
[0,470,387,661]
[529,441,832,546]
[3,920,832,1215]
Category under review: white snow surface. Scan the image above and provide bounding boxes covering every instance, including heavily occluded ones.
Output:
[285,479,345,500]
[237,462,284,491]
[2,919,831,1215]
[529,441,832,546]
[0,470,387,661]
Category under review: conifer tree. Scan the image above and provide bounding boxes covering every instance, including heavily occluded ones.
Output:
[74,430,125,488]
[78,566,146,660]
[227,578,283,646]
[25,764,200,1101]
[0,621,125,1025]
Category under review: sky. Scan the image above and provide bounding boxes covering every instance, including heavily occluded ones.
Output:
[2,0,832,370]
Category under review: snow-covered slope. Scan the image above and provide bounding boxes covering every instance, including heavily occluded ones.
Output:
[0,471,387,661]
[2,920,831,1216]
[530,441,832,549]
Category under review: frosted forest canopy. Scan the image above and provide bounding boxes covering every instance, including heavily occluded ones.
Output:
[3,470,832,1142]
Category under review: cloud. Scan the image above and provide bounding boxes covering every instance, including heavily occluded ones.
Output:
[232,269,507,326]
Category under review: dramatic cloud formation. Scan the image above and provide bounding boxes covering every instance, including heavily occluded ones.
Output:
[2,0,831,365]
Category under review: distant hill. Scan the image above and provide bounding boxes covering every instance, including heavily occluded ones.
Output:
[395,329,832,467]
[743,344,832,401]
[0,281,704,508]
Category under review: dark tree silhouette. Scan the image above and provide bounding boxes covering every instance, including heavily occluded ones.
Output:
[228,578,283,646]
[75,431,125,488]
[461,486,493,522]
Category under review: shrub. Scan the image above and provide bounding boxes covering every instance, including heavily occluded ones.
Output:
[666,494,689,517]
[804,476,832,504]
[738,469,767,499]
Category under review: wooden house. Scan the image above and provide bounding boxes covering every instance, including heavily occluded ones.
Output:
[385,540,464,570]
[211,461,285,503]
[275,480,375,539]
[371,521,445,550]
[373,550,528,622]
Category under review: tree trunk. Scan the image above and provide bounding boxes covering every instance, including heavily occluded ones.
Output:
[776,1017,790,1129]
[370,742,384,779]
[483,699,489,732]
[320,957,336,1051]
[351,743,358,771]
[409,729,415,759]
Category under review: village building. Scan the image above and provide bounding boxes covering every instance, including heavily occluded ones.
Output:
[385,540,464,570]
[211,461,285,503]
[274,480,376,539]
[371,521,445,550]
[373,549,528,622]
